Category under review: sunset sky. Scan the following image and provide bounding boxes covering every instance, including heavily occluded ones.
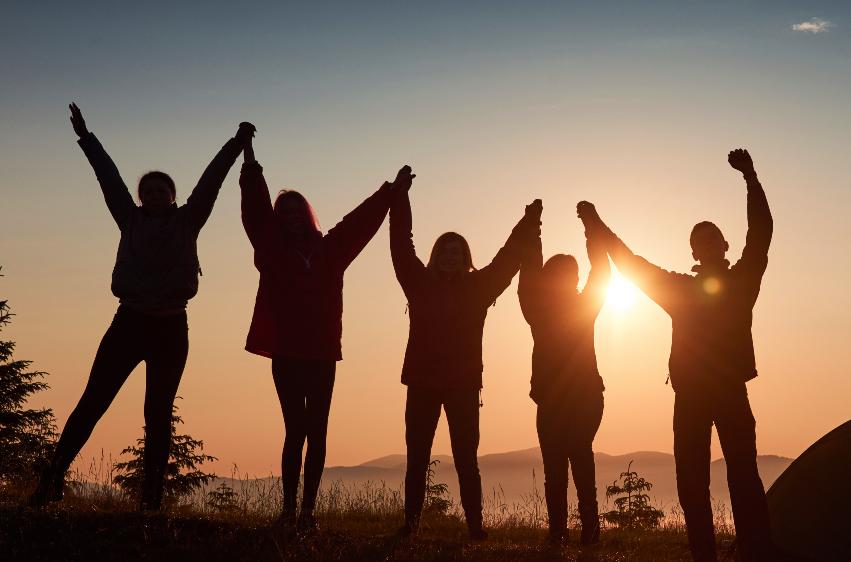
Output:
[2,1,849,477]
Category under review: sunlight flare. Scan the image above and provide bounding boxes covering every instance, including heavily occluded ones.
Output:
[606,273,639,311]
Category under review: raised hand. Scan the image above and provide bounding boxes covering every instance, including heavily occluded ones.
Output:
[69,103,88,138]
[576,201,599,223]
[392,165,416,192]
[525,199,543,222]
[728,148,754,175]
[236,122,256,146]
[237,122,257,162]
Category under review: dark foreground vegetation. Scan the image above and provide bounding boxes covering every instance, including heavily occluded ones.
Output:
[2,503,711,562]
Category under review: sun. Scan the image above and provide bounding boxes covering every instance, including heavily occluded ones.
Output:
[606,273,639,311]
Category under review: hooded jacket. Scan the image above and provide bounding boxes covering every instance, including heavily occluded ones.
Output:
[518,233,610,404]
[603,174,772,392]
[77,132,242,311]
[390,189,534,390]
[240,161,392,360]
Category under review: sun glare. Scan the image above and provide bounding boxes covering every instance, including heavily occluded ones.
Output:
[606,273,639,311]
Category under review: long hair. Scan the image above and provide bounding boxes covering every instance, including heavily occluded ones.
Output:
[273,190,322,237]
[427,232,475,273]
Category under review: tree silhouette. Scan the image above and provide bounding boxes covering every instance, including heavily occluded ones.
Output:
[0,268,57,486]
[423,459,452,516]
[602,460,664,529]
[113,399,217,504]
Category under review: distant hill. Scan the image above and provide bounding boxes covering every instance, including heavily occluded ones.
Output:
[213,448,793,511]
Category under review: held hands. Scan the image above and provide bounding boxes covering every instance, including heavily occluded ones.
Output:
[525,199,543,222]
[577,201,605,237]
[236,122,256,146]
[392,165,416,192]
[728,148,755,175]
[69,103,88,138]
[237,122,257,162]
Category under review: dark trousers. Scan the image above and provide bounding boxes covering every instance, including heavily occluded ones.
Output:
[404,385,482,530]
[674,384,771,562]
[271,357,336,515]
[50,306,188,507]
[536,391,604,535]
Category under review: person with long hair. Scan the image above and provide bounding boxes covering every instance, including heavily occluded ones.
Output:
[30,104,252,510]
[580,149,774,561]
[239,133,404,532]
[389,167,539,540]
[517,200,610,545]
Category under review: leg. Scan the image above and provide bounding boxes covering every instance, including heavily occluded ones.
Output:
[536,401,570,541]
[300,360,337,515]
[35,311,143,505]
[714,386,771,562]
[444,388,484,536]
[403,386,442,529]
[567,391,604,544]
[272,357,309,516]
[140,313,188,510]
[674,390,716,562]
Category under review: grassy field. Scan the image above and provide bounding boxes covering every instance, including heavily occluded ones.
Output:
[2,502,717,562]
[0,475,737,562]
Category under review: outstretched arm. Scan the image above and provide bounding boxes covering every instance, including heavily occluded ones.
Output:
[184,122,254,231]
[389,167,427,295]
[71,103,136,228]
[239,135,276,253]
[577,201,681,310]
[578,202,611,312]
[478,200,542,304]
[517,200,544,325]
[728,149,773,276]
[323,166,403,270]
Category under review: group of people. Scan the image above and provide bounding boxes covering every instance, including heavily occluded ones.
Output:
[29,103,775,562]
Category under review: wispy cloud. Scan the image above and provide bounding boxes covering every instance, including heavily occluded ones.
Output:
[791,17,835,34]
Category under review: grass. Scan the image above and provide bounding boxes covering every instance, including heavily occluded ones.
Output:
[0,456,738,561]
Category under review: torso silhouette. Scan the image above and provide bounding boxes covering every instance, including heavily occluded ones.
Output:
[240,161,392,360]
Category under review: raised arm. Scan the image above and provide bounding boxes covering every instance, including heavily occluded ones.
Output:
[184,122,253,231]
[389,167,427,295]
[71,103,135,228]
[322,166,401,270]
[517,200,545,325]
[578,202,612,312]
[578,201,682,311]
[728,149,773,277]
[239,136,276,253]
[477,200,542,305]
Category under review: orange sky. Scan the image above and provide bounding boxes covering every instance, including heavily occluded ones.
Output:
[2,2,850,476]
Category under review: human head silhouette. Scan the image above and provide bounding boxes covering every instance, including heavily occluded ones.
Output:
[138,171,176,212]
[273,190,321,237]
[690,221,729,264]
[542,253,580,292]
[427,232,474,275]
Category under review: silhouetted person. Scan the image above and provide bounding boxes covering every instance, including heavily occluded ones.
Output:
[580,149,773,562]
[239,135,401,533]
[517,200,610,546]
[30,104,251,510]
[390,171,539,541]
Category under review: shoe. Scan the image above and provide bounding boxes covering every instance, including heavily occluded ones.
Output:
[580,521,600,546]
[395,522,418,539]
[547,527,568,546]
[297,511,318,536]
[28,470,64,508]
[468,527,489,542]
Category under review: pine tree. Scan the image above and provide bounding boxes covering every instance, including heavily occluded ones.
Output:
[602,460,665,529]
[113,399,217,504]
[423,459,452,516]
[0,269,57,486]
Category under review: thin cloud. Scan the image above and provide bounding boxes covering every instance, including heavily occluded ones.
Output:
[791,17,835,34]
